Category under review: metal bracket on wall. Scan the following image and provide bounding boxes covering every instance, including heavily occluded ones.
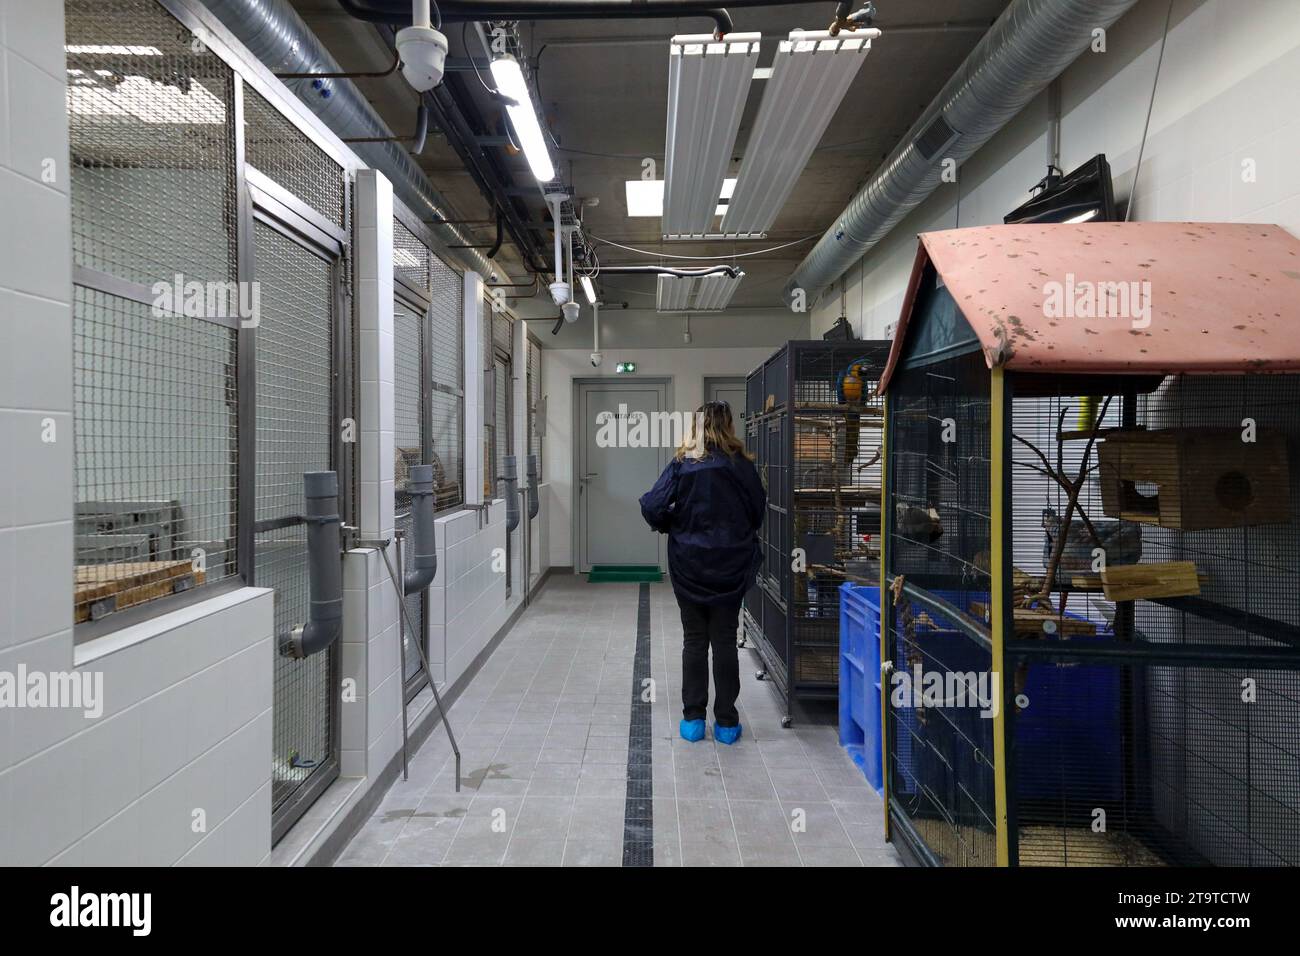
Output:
[356,535,462,792]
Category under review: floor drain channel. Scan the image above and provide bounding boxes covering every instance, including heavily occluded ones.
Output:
[622,583,654,866]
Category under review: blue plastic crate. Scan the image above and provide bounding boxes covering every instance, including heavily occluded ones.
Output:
[839,582,882,793]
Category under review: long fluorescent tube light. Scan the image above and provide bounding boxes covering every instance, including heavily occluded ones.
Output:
[663,33,761,239]
[655,272,743,312]
[580,275,597,304]
[721,29,878,238]
[626,178,735,218]
[490,54,555,182]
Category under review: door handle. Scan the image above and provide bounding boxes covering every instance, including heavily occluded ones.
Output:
[580,473,599,481]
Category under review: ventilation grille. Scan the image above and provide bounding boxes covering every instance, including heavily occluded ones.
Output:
[915,111,959,162]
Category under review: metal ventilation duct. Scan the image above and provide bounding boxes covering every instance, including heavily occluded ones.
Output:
[783,0,1141,308]
[201,0,497,277]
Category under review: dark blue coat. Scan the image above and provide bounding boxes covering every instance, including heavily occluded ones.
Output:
[639,451,766,606]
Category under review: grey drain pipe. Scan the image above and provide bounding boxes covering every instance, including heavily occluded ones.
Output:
[402,464,437,594]
[501,455,521,534]
[525,454,540,521]
[281,471,344,659]
[783,0,1141,307]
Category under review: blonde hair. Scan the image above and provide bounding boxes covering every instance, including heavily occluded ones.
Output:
[676,401,753,462]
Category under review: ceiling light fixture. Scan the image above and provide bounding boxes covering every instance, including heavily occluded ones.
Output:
[656,272,744,313]
[580,274,597,305]
[625,178,736,218]
[490,54,554,182]
[721,28,879,238]
[663,33,761,239]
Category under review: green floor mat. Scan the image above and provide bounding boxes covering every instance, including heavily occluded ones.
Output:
[587,564,663,583]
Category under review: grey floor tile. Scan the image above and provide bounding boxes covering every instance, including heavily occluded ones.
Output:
[784,801,852,848]
[504,838,566,866]
[797,843,862,866]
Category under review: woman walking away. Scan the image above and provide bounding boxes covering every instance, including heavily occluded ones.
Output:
[639,401,766,745]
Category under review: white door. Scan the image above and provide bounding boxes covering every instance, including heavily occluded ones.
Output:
[705,376,747,420]
[577,379,669,572]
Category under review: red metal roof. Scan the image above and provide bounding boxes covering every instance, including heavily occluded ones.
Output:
[877,221,1300,393]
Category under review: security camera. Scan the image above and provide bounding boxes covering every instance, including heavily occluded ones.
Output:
[396,25,448,92]
[549,280,571,308]
[562,301,580,323]
[590,351,603,368]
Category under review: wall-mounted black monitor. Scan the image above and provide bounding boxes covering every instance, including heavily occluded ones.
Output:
[1004,153,1117,224]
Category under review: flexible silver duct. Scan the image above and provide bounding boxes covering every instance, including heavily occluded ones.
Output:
[202,0,497,277]
[784,0,1140,307]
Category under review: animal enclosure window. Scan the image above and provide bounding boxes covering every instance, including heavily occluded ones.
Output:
[66,0,240,635]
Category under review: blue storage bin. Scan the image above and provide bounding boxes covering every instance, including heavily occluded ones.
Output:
[839,583,882,793]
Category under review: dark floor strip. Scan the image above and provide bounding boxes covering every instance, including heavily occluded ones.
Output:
[622,583,654,866]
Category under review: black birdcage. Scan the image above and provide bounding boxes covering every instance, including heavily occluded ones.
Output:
[881,222,1300,867]
[742,340,891,726]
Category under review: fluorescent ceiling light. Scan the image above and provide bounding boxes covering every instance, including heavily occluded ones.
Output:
[655,272,743,312]
[663,33,760,238]
[626,178,735,218]
[489,55,554,182]
[721,29,877,238]
[580,275,597,304]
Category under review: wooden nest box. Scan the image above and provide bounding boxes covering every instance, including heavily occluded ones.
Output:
[1097,428,1290,531]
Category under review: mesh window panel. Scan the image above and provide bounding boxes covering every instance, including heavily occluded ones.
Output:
[885,351,996,866]
[66,0,236,287]
[430,254,464,511]
[254,221,335,813]
[1004,371,1300,866]
[492,312,513,488]
[528,338,542,476]
[393,217,429,291]
[73,287,238,629]
[244,87,345,227]
[394,296,425,684]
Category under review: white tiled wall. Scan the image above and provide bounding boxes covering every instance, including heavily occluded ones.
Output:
[0,0,275,867]
[810,0,1300,338]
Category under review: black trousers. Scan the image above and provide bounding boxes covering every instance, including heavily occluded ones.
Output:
[678,597,742,727]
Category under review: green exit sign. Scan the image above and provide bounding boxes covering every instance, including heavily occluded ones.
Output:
[615,362,637,374]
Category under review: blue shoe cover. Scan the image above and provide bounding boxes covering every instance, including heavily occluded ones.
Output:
[680,718,706,742]
[714,723,743,745]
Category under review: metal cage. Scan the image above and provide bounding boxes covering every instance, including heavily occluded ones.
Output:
[742,340,891,724]
[881,287,1300,868]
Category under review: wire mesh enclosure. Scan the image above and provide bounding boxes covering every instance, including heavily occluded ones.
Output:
[884,352,997,866]
[429,253,465,511]
[66,0,237,287]
[881,224,1300,868]
[742,340,891,722]
[67,0,239,630]
[528,336,543,477]
[393,292,427,687]
[244,86,346,228]
[1003,375,1300,867]
[253,222,340,826]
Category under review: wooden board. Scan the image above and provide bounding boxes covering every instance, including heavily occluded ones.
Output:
[971,601,1096,638]
[1101,561,1201,601]
[75,560,205,623]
